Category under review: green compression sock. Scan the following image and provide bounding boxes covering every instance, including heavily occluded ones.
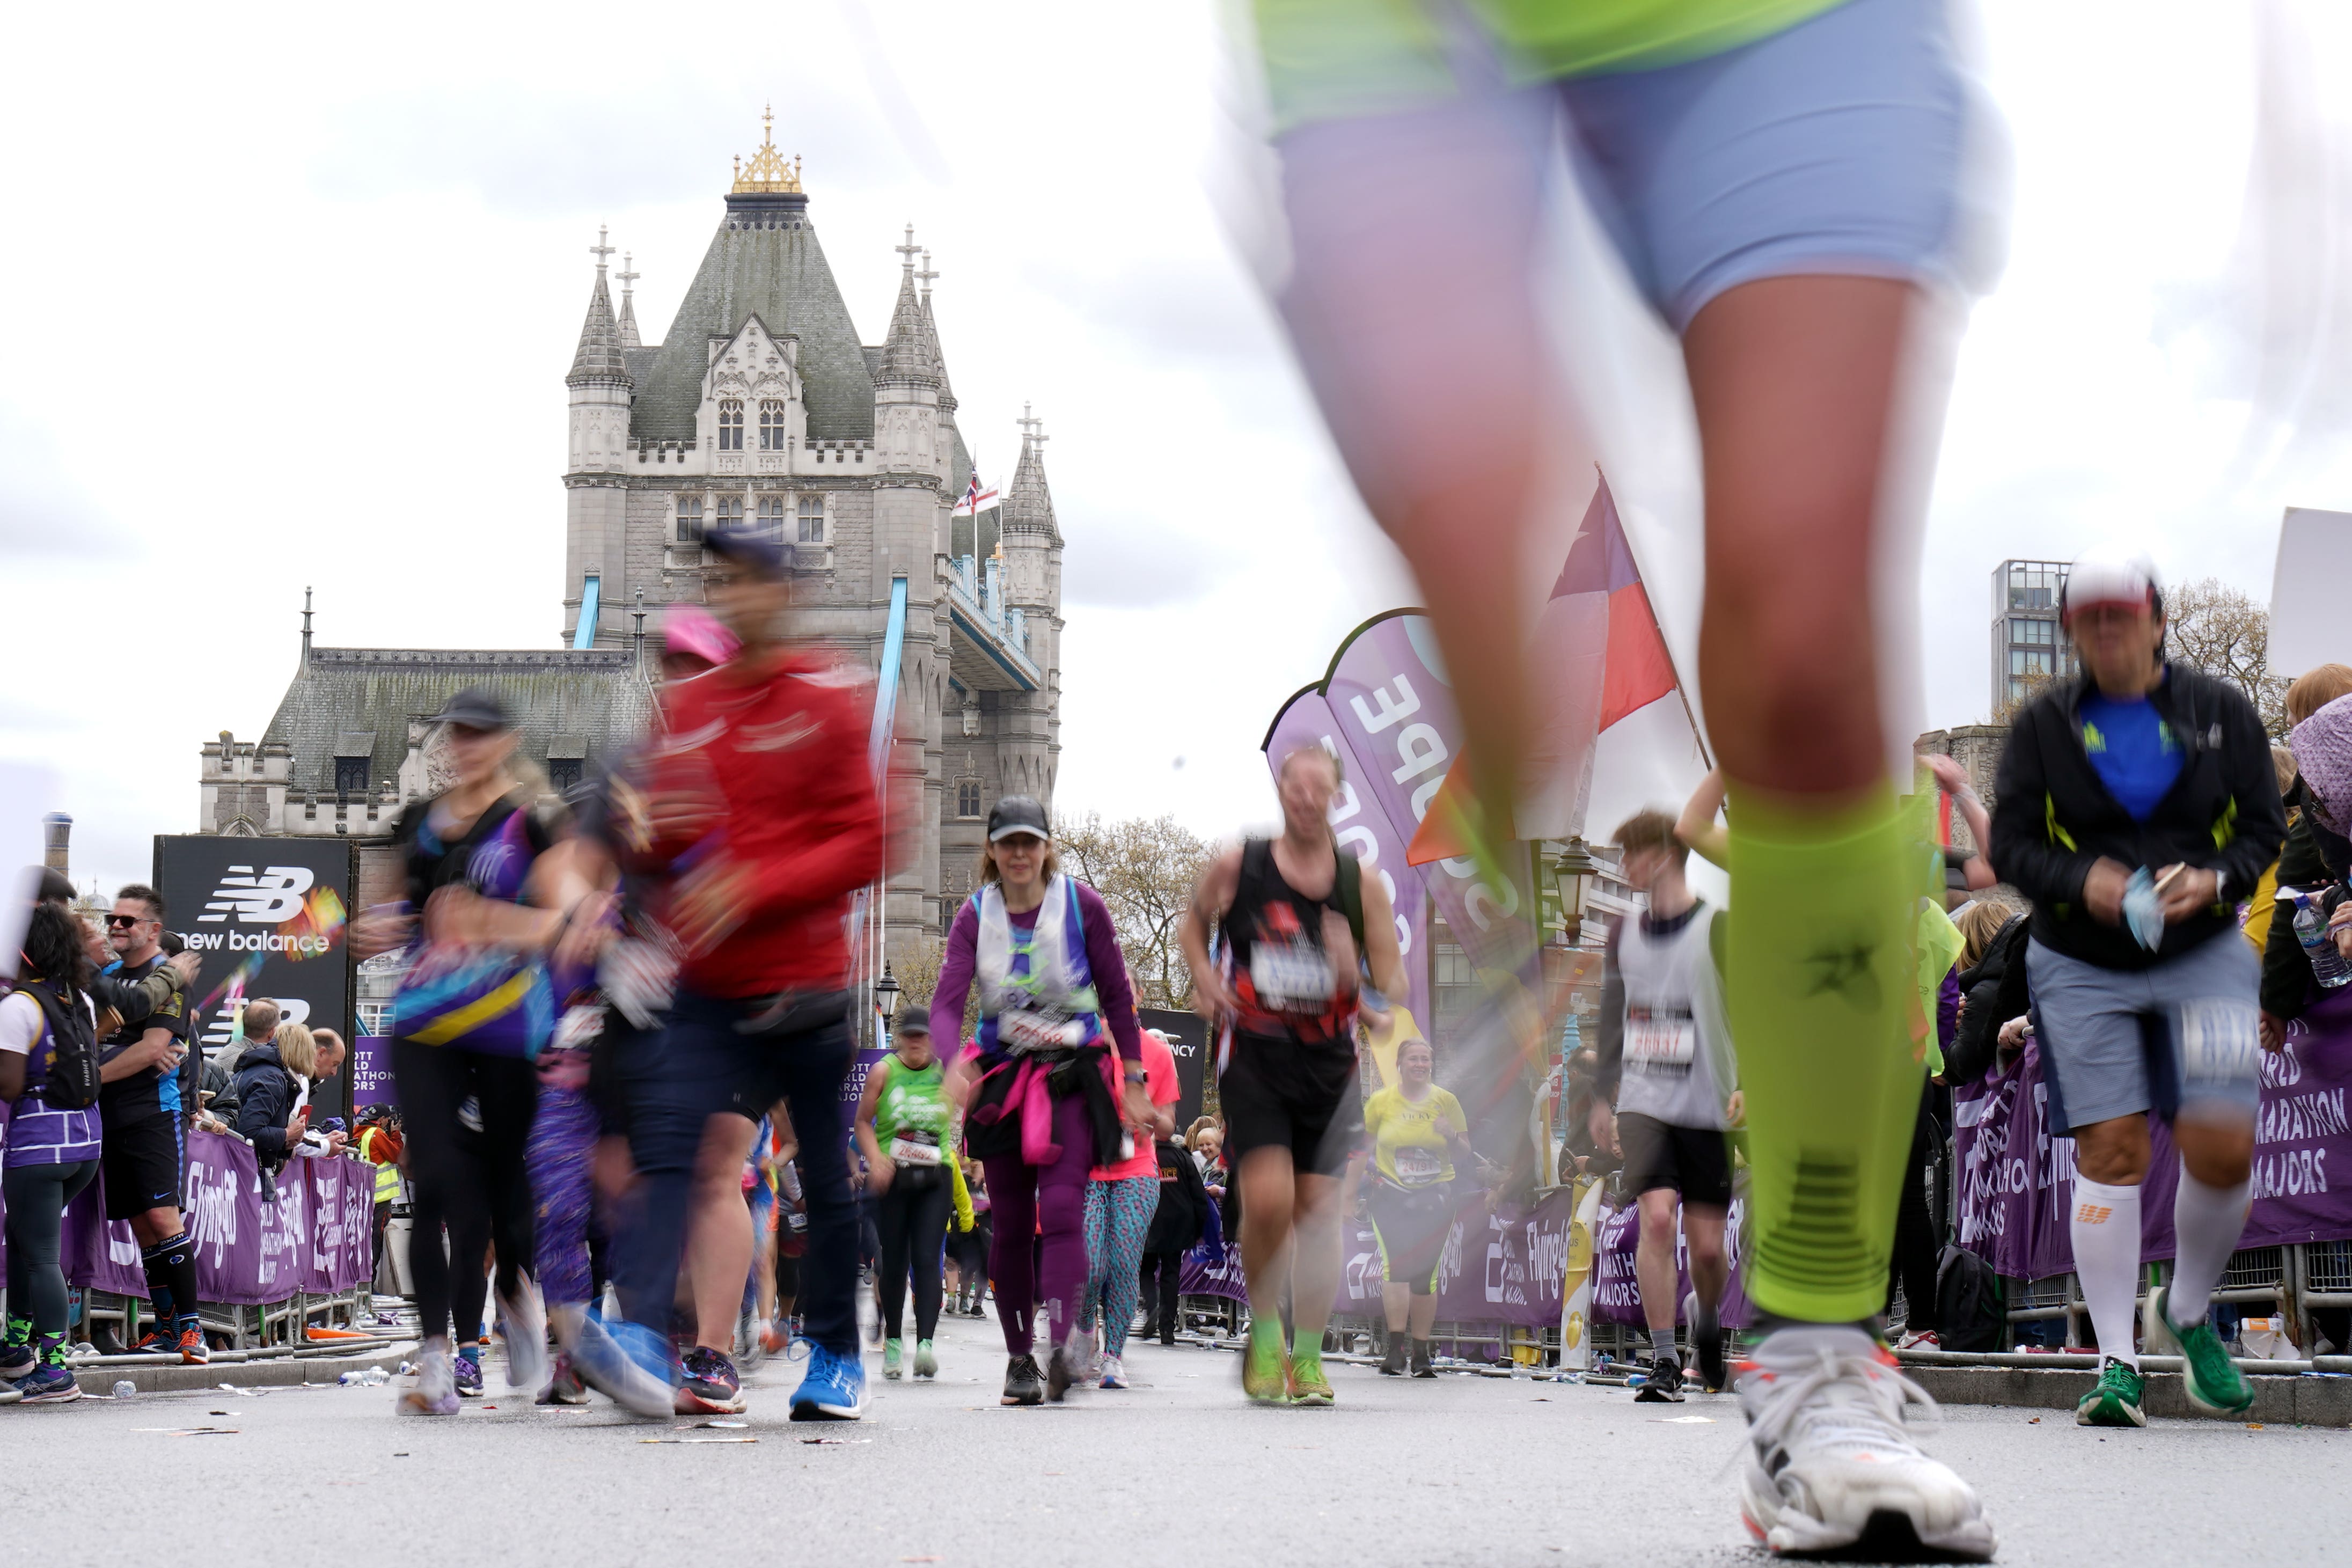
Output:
[1725,785,1929,1324]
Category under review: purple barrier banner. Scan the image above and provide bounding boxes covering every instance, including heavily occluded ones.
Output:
[47,1129,377,1308]
[1954,979,2352,1279]
[1589,1191,1755,1329]
[353,1034,397,1109]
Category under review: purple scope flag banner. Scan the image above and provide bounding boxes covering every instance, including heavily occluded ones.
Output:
[1177,1182,1750,1331]
[1954,978,2352,1280]
[1262,684,1433,1036]
[26,1130,377,1306]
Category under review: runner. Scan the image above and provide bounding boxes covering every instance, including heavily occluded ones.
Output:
[0,900,108,1402]
[949,1153,992,1317]
[1244,0,2003,1548]
[610,524,883,1422]
[1991,548,2283,1427]
[1075,1023,1181,1390]
[1589,810,1738,1401]
[929,795,1152,1405]
[1362,1037,1481,1378]
[93,883,203,1362]
[854,1004,957,1382]
[354,685,583,1416]
[1180,745,1408,1406]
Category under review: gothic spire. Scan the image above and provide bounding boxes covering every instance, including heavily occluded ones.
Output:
[915,248,955,411]
[876,224,936,387]
[616,252,642,351]
[568,225,632,387]
[1003,403,1057,542]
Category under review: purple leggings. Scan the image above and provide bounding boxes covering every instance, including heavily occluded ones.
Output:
[526,1084,599,1308]
[981,1090,1093,1358]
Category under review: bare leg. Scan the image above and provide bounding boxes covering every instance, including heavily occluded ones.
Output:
[1635,1187,1683,1335]
[1382,1280,1412,1333]
[1236,1146,1298,1332]
[1288,1173,1345,1349]
[687,1114,757,1353]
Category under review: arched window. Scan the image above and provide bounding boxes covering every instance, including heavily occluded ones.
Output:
[957,780,982,819]
[759,400,786,451]
[715,496,744,534]
[675,495,705,544]
[797,496,825,544]
[718,400,744,451]
[757,496,787,537]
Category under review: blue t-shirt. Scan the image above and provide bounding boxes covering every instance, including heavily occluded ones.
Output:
[2080,687,2183,820]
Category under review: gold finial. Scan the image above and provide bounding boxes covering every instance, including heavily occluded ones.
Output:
[732,103,804,194]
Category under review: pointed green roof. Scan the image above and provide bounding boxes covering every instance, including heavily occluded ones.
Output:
[631,192,875,442]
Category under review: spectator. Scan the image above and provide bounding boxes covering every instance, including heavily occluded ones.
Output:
[307,1029,349,1151]
[232,1021,318,1189]
[0,902,107,1402]
[2261,664,2352,1047]
[219,998,280,1075]
[355,1107,406,1292]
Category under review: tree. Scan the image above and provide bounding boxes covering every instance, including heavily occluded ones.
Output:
[890,936,977,1045]
[2165,577,2291,737]
[1055,811,1214,1010]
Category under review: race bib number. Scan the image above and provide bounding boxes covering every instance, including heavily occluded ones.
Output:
[1001,1009,1080,1054]
[1251,940,1333,1010]
[553,1004,604,1053]
[1626,1008,1696,1068]
[1393,1146,1446,1187]
[2177,997,2260,1088]
[890,1135,942,1167]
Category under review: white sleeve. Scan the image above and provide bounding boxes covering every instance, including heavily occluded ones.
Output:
[0,992,40,1056]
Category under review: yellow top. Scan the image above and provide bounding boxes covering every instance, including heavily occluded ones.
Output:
[732,106,803,194]
[1364,1083,1469,1186]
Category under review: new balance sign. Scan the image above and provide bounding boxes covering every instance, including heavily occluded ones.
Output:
[199,864,317,923]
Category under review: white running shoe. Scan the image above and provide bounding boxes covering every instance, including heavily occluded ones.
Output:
[1738,1326,1996,1562]
[398,1344,459,1416]
[496,1280,549,1393]
[1098,1353,1129,1389]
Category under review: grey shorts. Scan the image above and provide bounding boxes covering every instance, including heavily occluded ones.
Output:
[2025,934,2262,1133]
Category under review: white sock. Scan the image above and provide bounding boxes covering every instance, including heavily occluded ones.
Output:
[2166,1165,2253,1331]
[2068,1177,2144,1369]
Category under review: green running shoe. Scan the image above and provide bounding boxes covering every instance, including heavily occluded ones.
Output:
[913,1339,937,1380]
[882,1338,904,1381]
[1287,1349,1335,1408]
[2075,1358,2146,1427]
[2172,1317,2254,1418]
[1242,1326,1290,1405]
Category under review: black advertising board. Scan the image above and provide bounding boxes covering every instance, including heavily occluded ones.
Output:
[155,836,357,1127]
[1140,1007,1211,1131]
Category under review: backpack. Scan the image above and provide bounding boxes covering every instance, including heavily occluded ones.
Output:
[18,976,102,1111]
[1935,1244,2005,1352]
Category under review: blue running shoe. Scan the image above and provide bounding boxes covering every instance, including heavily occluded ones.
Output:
[0,1343,34,1382]
[788,1343,867,1422]
[453,1350,484,1398]
[12,1362,80,1404]
[574,1317,679,1419]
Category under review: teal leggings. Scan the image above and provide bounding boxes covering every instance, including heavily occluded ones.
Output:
[1078,1175,1159,1355]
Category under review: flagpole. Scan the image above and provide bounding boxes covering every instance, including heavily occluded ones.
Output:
[1598,468,1713,771]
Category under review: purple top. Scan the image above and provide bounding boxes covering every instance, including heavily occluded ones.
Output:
[931,879,1142,1063]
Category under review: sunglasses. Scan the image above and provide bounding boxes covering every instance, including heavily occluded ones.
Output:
[106,913,149,928]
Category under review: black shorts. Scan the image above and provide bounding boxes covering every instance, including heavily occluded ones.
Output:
[1616,1112,1731,1209]
[1219,1031,1361,1178]
[102,1112,185,1221]
[1368,1178,1454,1291]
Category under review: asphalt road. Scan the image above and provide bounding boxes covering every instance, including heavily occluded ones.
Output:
[18,1310,2347,1567]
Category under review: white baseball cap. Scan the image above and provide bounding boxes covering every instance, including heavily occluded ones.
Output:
[2061,546,2162,623]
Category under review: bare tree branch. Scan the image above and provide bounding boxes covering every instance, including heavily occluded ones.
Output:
[2166,577,2291,737]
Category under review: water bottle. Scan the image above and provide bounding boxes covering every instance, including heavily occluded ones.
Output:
[2289,891,2352,988]
[112,1380,136,1400]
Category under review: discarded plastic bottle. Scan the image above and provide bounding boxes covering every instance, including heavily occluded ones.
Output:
[112,1380,137,1400]
[2289,891,2351,988]
[339,1367,390,1387]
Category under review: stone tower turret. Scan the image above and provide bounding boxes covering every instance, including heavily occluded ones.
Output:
[563,226,634,646]
[998,406,1063,809]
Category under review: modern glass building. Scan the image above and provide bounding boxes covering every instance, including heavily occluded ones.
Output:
[1992,559,2078,713]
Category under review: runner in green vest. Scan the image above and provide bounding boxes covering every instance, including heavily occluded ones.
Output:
[855,1006,959,1382]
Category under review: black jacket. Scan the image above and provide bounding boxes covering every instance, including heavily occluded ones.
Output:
[230,1043,304,1171]
[2260,788,2352,1020]
[1947,913,2031,1087]
[1145,1138,1214,1255]
[1991,665,2285,971]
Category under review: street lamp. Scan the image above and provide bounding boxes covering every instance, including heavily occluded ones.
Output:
[874,963,900,1040]
[1552,837,1599,946]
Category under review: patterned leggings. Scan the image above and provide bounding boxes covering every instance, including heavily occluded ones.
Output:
[1078,1175,1159,1356]
[526,1084,599,1308]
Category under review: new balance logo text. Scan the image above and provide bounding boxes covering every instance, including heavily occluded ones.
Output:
[198,866,316,924]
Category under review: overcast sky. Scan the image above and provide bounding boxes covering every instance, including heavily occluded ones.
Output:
[9,0,2352,896]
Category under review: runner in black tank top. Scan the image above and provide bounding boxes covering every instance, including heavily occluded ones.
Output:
[1182,745,1407,1407]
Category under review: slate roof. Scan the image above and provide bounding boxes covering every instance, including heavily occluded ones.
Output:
[1002,435,1059,544]
[260,648,655,795]
[632,192,875,444]
[877,269,935,386]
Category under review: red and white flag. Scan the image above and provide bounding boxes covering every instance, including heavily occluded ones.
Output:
[951,468,999,517]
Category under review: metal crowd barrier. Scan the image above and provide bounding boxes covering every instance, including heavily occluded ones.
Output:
[1990,1241,2352,1355]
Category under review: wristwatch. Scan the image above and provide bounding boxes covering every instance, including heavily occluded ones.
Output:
[1123,1065,1148,1085]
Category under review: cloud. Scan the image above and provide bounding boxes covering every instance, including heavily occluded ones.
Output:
[1061,510,1230,609]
